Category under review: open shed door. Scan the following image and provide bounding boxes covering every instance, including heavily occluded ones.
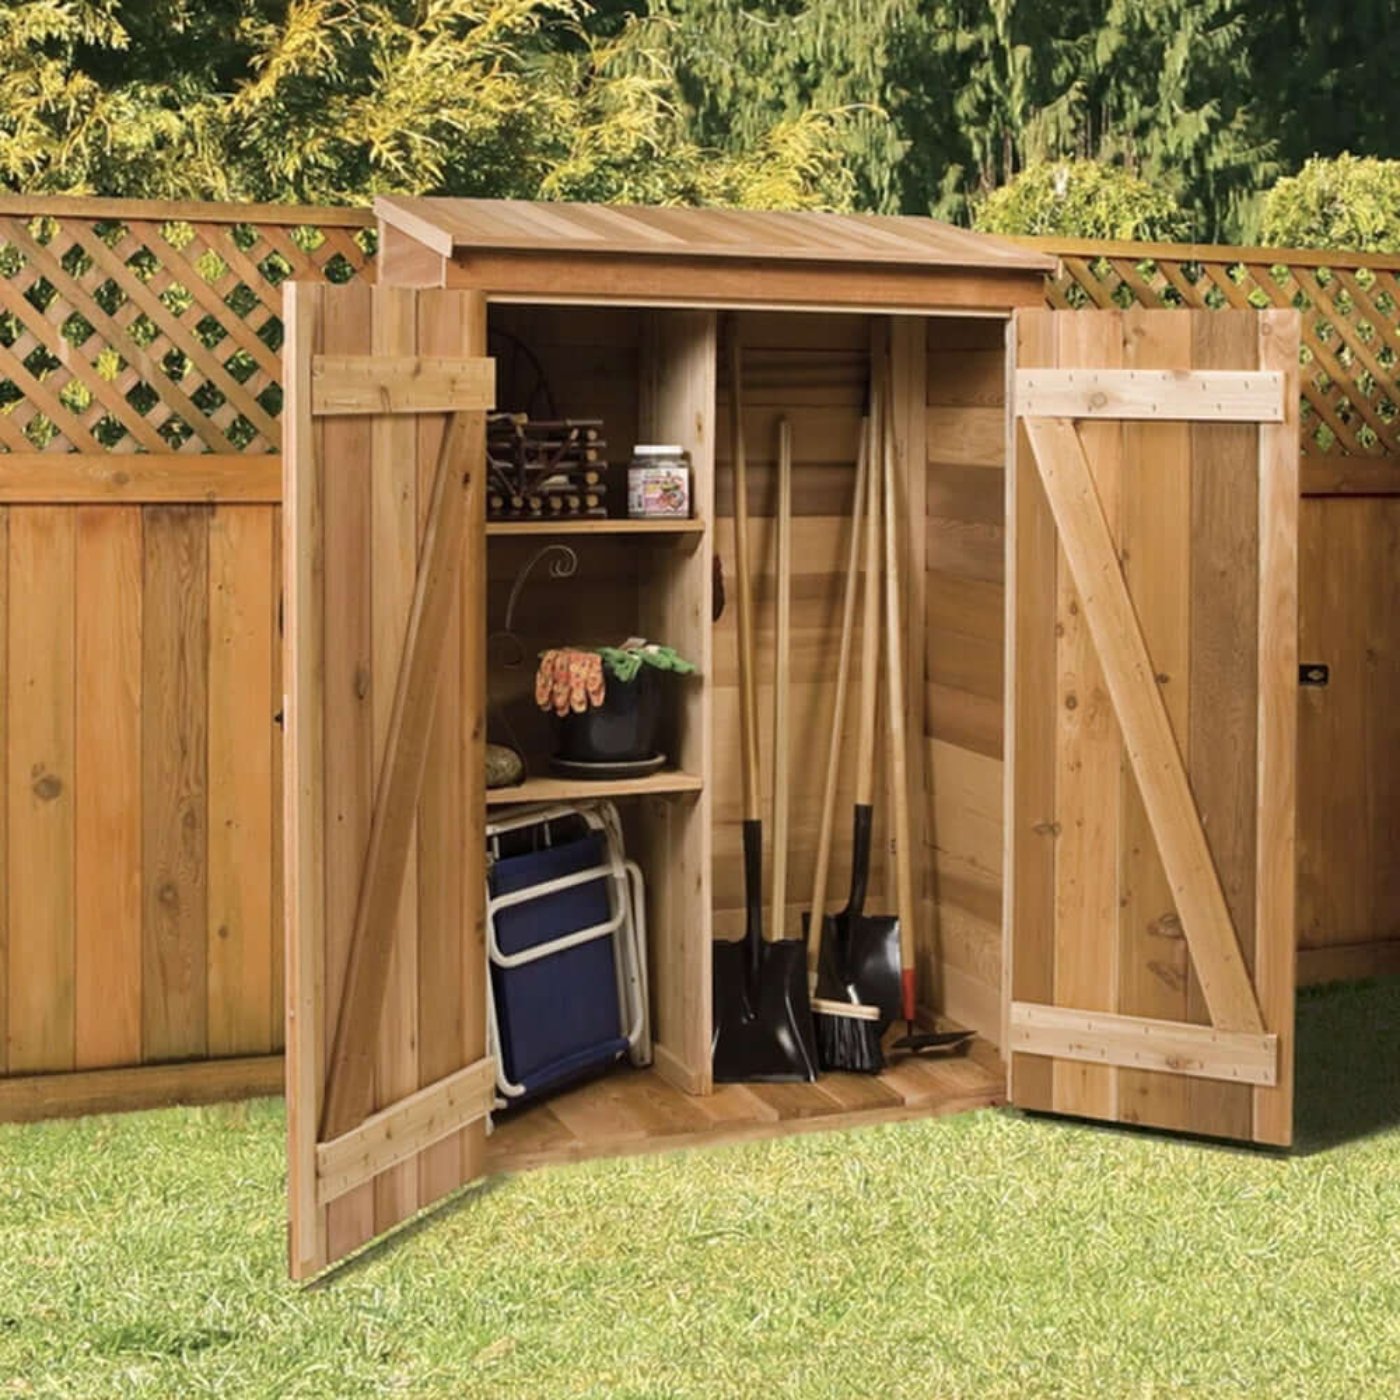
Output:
[283,283,494,1278]
[1007,308,1299,1147]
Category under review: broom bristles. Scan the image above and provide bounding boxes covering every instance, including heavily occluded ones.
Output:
[813,1001,884,1074]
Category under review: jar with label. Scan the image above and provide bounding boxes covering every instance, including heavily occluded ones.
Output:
[628,445,691,519]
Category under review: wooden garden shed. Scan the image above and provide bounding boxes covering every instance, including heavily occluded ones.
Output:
[283,196,1303,1277]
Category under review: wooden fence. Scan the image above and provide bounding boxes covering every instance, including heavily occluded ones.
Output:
[2,199,1398,1120]
[0,195,375,1120]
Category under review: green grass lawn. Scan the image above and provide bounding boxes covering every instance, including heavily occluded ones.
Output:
[2,980,1399,1399]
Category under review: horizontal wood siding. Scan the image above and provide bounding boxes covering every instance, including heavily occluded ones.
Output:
[712,313,894,945]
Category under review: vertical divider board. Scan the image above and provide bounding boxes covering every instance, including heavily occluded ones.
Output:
[635,309,716,1095]
[1006,308,1299,1147]
[283,283,495,1279]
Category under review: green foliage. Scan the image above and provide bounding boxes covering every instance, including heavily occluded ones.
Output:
[651,0,913,212]
[0,0,855,209]
[1260,155,1400,253]
[3,1,1400,246]
[595,641,696,682]
[974,158,1191,240]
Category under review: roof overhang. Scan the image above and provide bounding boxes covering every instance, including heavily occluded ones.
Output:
[374,197,1056,313]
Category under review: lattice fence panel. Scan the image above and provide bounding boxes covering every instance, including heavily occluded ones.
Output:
[1046,245,1400,457]
[0,203,376,454]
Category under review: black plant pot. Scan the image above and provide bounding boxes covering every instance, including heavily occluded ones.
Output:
[554,666,662,763]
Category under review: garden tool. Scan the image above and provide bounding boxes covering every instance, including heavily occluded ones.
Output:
[813,383,902,1035]
[712,337,818,1083]
[808,418,885,1073]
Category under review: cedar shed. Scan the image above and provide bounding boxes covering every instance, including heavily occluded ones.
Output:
[282,197,1301,1278]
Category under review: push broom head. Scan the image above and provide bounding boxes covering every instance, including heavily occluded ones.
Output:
[812,997,884,1075]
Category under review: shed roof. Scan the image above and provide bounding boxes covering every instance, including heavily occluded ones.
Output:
[375,196,1057,274]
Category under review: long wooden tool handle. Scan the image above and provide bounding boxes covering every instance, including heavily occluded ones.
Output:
[880,360,919,1024]
[808,419,869,927]
[770,418,793,941]
[854,387,882,808]
[729,327,761,823]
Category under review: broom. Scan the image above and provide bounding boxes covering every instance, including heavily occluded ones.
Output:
[808,417,885,1073]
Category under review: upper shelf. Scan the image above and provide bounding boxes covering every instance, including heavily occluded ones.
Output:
[485,518,705,539]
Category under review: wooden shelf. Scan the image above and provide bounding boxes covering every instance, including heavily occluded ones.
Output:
[486,518,705,539]
[485,770,704,807]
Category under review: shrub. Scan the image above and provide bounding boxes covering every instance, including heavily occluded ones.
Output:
[1260,154,1400,253]
[973,159,1191,241]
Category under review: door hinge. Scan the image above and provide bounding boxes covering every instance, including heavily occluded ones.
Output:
[1299,663,1329,687]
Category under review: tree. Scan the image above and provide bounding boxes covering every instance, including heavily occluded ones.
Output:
[973,158,1190,240]
[1260,155,1400,253]
[649,0,915,212]
[0,0,856,208]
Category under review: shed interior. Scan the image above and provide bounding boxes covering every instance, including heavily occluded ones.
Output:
[475,299,1008,1168]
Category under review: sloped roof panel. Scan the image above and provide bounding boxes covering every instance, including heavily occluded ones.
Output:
[375,196,1057,274]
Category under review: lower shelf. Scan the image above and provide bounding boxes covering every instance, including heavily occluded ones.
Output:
[485,1038,1005,1174]
[485,770,704,807]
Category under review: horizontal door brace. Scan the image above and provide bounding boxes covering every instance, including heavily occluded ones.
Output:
[1015,368,1284,422]
[312,354,495,416]
[1010,1003,1277,1086]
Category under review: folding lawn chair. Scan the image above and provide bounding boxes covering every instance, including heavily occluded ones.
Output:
[485,801,650,1106]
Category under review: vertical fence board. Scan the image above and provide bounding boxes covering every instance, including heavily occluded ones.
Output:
[6,508,76,1072]
[75,507,144,1069]
[208,506,276,1056]
[142,506,211,1062]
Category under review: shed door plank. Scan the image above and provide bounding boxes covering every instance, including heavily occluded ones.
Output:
[1050,312,1123,1120]
[1186,311,1260,1139]
[319,280,377,1261]
[1006,317,1057,1112]
[1115,309,1193,1133]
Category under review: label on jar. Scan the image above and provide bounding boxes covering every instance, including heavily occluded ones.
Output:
[628,465,690,518]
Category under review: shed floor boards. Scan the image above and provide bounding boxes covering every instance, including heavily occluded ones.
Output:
[484,1035,1005,1175]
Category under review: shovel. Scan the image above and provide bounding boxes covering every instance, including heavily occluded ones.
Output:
[813,382,902,1031]
[712,345,818,1083]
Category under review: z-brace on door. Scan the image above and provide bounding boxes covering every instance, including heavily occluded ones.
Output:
[283,284,495,1278]
[1007,308,1300,1147]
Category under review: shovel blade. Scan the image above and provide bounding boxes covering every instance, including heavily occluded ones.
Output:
[712,937,818,1083]
[814,911,902,1032]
